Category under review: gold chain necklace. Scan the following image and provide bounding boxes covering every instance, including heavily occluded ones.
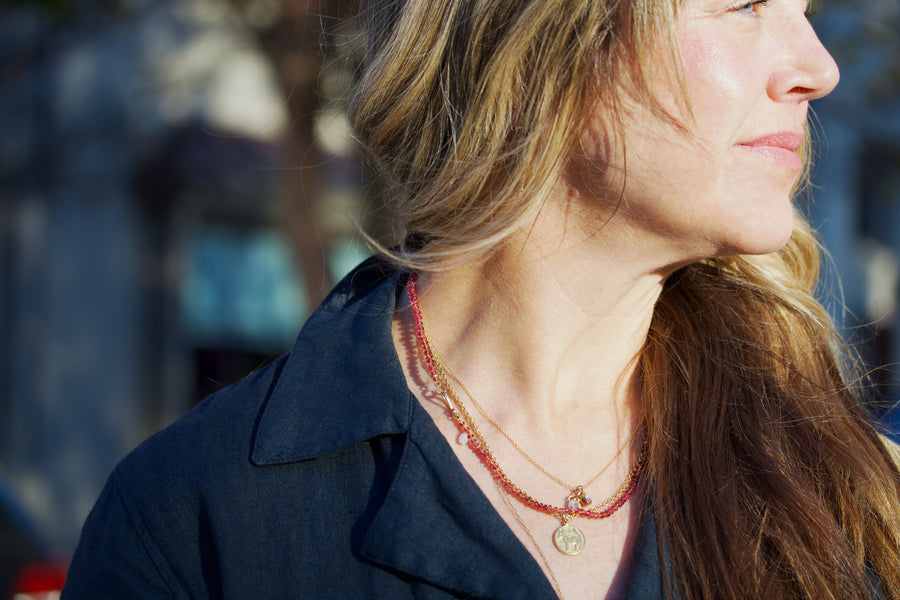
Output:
[435,346,640,505]
[407,273,647,557]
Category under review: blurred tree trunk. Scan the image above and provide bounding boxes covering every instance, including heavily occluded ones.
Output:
[227,0,361,309]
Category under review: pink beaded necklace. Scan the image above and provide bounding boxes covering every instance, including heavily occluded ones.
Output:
[406,273,648,556]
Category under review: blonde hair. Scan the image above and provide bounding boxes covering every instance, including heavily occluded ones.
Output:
[351,0,675,268]
[351,0,900,597]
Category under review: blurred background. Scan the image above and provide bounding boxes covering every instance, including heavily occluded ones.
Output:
[0,0,898,588]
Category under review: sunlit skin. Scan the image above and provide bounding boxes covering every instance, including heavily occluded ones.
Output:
[395,1,840,598]
[570,0,840,274]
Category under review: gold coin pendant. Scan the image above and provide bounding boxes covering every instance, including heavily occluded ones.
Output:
[553,522,585,556]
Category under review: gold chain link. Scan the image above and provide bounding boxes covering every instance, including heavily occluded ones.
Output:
[432,345,640,496]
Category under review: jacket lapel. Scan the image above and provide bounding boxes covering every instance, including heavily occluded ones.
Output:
[359,397,559,600]
[251,259,411,465]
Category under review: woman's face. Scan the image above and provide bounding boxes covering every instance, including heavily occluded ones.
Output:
[573,0,839,268]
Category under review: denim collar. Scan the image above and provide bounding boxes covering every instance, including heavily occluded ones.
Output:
[250,257,411,465]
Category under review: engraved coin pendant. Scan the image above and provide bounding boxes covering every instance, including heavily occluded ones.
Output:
[553,522,586,556]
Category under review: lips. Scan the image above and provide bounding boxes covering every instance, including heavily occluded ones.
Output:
[737,132,804,171]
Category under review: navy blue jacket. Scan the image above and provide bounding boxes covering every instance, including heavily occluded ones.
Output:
[62,258,665,599]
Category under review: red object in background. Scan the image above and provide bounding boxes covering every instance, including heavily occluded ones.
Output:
[0,472,68,600]
[8,561,67,600]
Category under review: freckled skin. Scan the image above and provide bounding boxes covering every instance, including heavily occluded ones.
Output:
[569,0,839,271]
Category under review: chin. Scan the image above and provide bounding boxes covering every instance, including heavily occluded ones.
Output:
[722,191,797,255]
[718,218,795,257]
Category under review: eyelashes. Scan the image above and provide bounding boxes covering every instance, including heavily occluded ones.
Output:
[730,0,768,15]
[729,0,818,20]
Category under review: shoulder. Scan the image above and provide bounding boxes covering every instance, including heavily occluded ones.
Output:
[62,352,291,597]
[62,359,292,599]
[65,257,414,597]
[115,353,288,494]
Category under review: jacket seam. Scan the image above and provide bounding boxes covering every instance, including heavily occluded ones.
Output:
[111,469,181,598]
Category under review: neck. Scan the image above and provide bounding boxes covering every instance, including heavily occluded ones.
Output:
[407,226,666,442]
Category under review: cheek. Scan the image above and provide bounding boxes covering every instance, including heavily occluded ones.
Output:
[677,30,754,122]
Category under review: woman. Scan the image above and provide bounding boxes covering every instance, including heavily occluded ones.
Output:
[63,0,900,598]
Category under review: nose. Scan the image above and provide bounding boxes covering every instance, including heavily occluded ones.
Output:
[767,15,840,103]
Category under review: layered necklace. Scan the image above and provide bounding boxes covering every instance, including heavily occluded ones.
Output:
[406,273,648,557]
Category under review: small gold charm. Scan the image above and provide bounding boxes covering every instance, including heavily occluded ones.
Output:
[553,522,586,556]
[566,486,593,509]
